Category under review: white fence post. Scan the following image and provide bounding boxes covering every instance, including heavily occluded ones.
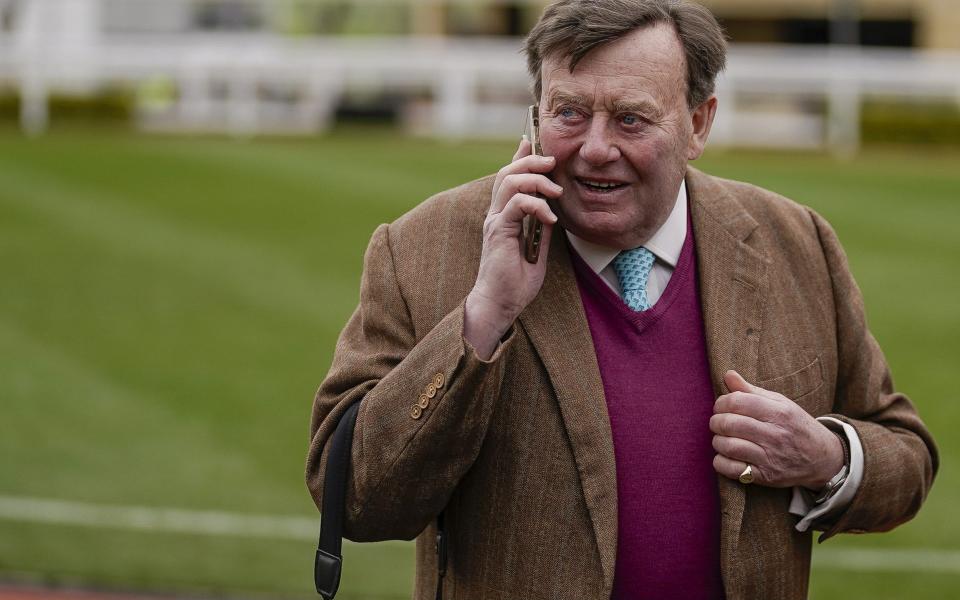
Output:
[436,68,474,139]
[711,72,735,147]
[227,65,259,138]
[827,46,862,157]
[15,0,48,135]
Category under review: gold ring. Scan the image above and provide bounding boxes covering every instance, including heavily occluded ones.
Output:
[738,464,754,485]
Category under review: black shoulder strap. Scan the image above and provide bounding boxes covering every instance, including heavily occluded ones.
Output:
[314,401,448,599]
[314,401,361,599]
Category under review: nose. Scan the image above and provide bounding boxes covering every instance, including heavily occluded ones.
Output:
[579,115,621,166]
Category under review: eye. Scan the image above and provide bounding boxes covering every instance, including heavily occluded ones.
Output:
[621,114,642,126]
[558,107,579,119]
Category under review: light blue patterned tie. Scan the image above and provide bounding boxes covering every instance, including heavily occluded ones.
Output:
[612,247,655,311]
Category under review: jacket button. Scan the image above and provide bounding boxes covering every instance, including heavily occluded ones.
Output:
[417,394,430,409]
[411,405,423,419]
[433,372,445,388]
[425,382,437,398]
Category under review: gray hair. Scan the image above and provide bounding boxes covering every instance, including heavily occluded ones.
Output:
[524,0,727,109]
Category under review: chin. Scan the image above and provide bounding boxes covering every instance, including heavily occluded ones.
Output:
[562,215,638,249]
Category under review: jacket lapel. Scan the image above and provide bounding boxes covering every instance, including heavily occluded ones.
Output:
[518,232,618,595]
[518,169,768,597]
[687,167,768,597]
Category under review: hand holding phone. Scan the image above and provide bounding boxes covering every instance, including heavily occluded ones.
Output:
[464,106,561,359]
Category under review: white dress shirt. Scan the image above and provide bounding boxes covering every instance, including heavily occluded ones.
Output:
[566,180,863,528]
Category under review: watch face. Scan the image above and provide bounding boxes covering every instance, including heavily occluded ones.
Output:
[815,465,850,505]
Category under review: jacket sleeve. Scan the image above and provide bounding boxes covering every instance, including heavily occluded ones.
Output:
[305,223,512,541]
[808,209,938,541]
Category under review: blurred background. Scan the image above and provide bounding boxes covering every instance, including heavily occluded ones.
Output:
[0,1,957,599]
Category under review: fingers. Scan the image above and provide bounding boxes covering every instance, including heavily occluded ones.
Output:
[713,454,770,486]
[493,137,560,215]
[512,136,532,162]
[714,391,784,423]
[724,370,785,402]
[723,370,756,394]
[491,174,562,215]
[710,408,775,488]
[712,434,765,466]
[497,151,555,186]
[492,166,561,214]
[499,193,558,226]
[709,412,774,443]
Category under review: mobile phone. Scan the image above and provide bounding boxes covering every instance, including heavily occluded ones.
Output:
[523,105,545,264]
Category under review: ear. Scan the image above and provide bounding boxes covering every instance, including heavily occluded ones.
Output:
[686,95,718,160]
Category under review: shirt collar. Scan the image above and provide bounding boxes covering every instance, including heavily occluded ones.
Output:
[566,179,687,274]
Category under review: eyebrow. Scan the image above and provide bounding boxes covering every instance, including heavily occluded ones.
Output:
[545,91,590,110]
[546,91,660,117]
[612,99,659,116]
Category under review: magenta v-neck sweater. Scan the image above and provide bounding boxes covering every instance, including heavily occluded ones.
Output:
[571,216,724,599]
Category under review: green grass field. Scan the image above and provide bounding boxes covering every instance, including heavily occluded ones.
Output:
[1,125,958,599]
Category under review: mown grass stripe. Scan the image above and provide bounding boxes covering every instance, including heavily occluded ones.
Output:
[2,495,957,573]
[812,548,960,574]
[0,161,352,325]
[0,495,407,549]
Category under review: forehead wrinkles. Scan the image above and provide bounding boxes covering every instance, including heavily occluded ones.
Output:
[544,69,664,112]
[540,23,688,108]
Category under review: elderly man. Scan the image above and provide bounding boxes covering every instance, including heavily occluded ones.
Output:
[307,0,938,598]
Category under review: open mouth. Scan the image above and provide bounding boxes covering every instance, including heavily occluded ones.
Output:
[576,178,628,193]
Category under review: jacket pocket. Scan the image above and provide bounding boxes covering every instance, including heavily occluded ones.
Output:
[757,355,824,402]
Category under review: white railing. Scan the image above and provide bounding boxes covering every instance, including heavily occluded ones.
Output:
[2,4,959,153]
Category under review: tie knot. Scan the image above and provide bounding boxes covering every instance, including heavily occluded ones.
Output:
[611,246,655,311]
[612,247,655,292]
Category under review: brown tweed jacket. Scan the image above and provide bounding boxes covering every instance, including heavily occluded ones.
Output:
[307,167,937,600]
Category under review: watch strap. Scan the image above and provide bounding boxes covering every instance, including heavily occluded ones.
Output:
[813,430,852,505]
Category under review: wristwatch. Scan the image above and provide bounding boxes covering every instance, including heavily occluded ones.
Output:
[813,430,851,505]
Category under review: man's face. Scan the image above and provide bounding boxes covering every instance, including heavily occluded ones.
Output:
[538,23,714,249]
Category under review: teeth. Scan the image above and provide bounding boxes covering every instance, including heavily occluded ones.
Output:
[583,180,621,189]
